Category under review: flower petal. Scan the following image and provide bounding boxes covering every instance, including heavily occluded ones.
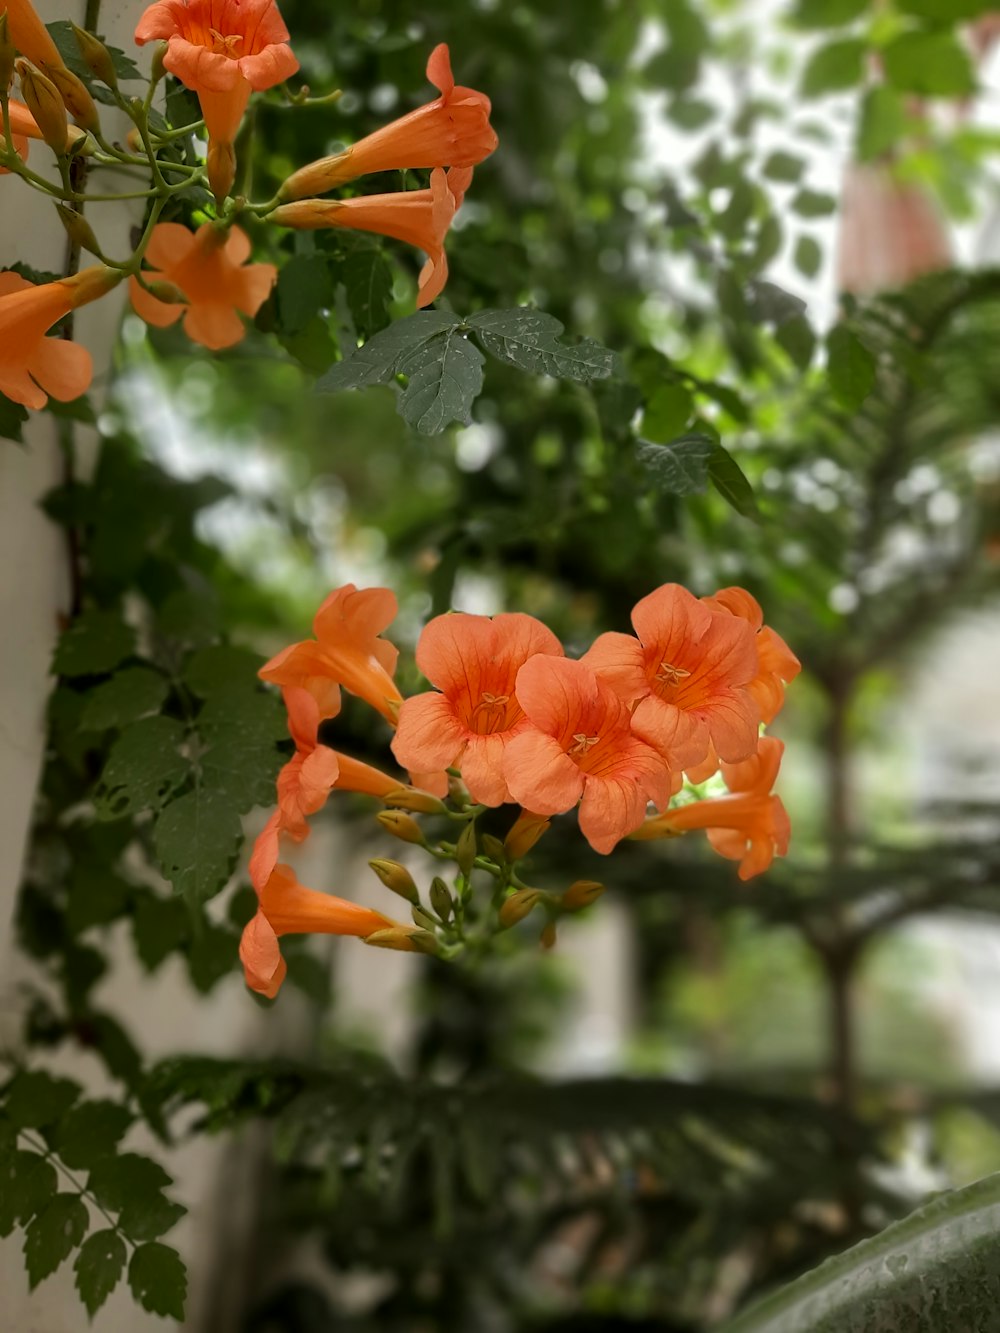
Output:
[391,692,466,773]
[503,729,585,815]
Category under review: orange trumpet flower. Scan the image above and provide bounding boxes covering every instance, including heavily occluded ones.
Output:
[392,611,564,807]
[702,587,801,725]
[272,165,472,309]
[128,222,277,350]
[279,43,497,201]
[0,265,120,409]
[503,656,676,855]
[583,583,759,772]
[631,737,790,881]
[259,583,404,726]
[240,864,407,998]
[3,0,65,74]
[134,0,299,201]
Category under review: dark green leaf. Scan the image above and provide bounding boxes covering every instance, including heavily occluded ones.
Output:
[153,789,243,901]
[53,611,135,679]
[721,1173,1000,1333]
[5,1072,80,1130]
[747,280,807,326]
[66,869,132,935]
[276,254,333,335]
[667,96,716,131]
[750,214,783,272]
[197,692,287,813]
[708,444,759,519]
[128,1242,187,1320]
[397,329,485,434]
[857,85,908,161]
[827,324,876,410]
[0,1152,57,1237]
[788,0,869,27]
[896,0,994,16]
[342,248,394,338]
[642,0,710,91]
[636,434,715,495]
[46,20,141,80]
[775,314,817,370]
[882,30,976,97]
[74,1229,126,1317]
[278,315,338,374]
[794,234,823,279]
[79,667,169,732]
[317,311,460,392]
[182,644,263,698]
[469,308,616,382]
[24,1194,89,1288]
[51,1101,133,1171]
[801,38,865,96]
[188,925,240,994]
[93,717,188,820]
[132,893,190,970]
[762,151,805,183]
[641,384,695,443]
[0,394,29,444]
[790,188,837,218]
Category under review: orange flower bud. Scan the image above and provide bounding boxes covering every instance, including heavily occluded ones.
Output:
[503,809,551,862]
[55,205,102,259]
[429,877,453,922]
[0,14,16,92]
[368,858,419,904]
[376,810,425,846]
[562,880,606,912]
[40,61,100,131]
[499,888,544,929]
[540,921,558,950]
[383,786,447,815]
[70,23,117,88]
[364,925,438,954]
[16,60,68,154]
[456,820,477,877]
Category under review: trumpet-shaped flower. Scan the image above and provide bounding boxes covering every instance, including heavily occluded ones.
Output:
[631,736,790,881]
[391,612,564,807]
[279,43,497,200]
[129,222,276,351]
[4,0,65,73]
[260,584,403,725]
[702,586,801,725]
[583,583,759,771]
[272,165,472,309]
[240,863,404,997]
[0,266,120,409]
[135,0,298,200]
[503,656,676,854]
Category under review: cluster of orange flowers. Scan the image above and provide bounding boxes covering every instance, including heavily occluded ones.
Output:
[242,581,799,998]
[1,0,497,403]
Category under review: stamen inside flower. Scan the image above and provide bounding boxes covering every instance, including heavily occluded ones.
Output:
[209,28,243,56]
[569,733,600,756]
[655,661,691,686]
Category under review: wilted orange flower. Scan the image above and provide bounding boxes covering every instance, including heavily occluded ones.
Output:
[279,43,497,201]
[260,584,404,725]
[503,656,676,855]
[391,612,564,807]
[134,0,299,201]
[3,0,65,73]
[702,587,800,725]
[583,583,759,771]
[272,165,472,309]
[128,222,276,350]
[240,863,404,997]
[0,266,120,409]
[631,736,789,881]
